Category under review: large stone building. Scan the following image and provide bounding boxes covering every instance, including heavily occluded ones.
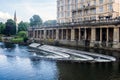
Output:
[28,0,120,48]
[57,0,120,23]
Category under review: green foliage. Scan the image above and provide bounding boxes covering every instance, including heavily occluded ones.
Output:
[17,31,28,43]
[44,20,57,26]
[18,21,29,32]
[0,20,29,43]
[11,37,23,43]
[30,15,43,27]
[17,31,27,38]
[23,37,28,42]
[0,22,5,34]
[4,19,16,36]
[0,34,2,41]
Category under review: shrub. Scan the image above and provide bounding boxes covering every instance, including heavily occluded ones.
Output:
[17,31,27,38]
[23,37,28,42]
[11,37,24,43]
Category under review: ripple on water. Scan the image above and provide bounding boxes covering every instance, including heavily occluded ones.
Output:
[0,42,59,80]
[0,42,120,80]
[0,54,58,80]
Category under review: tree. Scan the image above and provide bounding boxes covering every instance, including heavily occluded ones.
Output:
[18,21,29,32]
[17,31,27,38]
[4,19,16,36]
[43,20,57,26]
[30,15,43,27]
[0,22,5,34]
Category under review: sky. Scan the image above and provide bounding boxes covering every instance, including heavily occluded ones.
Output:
[0,0,57,23]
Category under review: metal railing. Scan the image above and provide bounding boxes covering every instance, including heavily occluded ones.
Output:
[28,17,120,30]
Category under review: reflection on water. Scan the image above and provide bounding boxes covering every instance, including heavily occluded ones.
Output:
[0,55,58,80]
[0,42,58,80]
[0,42,120,80]
[57,62,120,80]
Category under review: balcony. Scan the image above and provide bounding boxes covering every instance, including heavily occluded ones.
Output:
[72,5,96,12]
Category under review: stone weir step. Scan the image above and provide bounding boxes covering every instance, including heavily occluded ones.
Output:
[29,43,116,62]
[39,45,94,60]
[44,45,116,62]
[29,43,41,48]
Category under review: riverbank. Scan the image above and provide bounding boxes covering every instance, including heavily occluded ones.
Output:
[0,37,29,45]
[2,38,120,53]
[0,40,29,46]
[0,31,28,45]
[1,35,120,54]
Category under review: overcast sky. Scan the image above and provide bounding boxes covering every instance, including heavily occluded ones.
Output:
[0,0,57,23]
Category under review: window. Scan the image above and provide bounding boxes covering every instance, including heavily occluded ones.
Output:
[80,4,83,8]
[75,0,78,4]
[57,7,60,12]
[99,6,103,12]
[108,4,113,11]
[109,0,113,2]
[61,12,64,17]
[80,11,82,16]
[81,0,84,3]
[75,5,78,10]
[57,13,59,18]
[68,0,71,4]
[66,11,70,17]
[57,1,60,6]
[67,5,70,10]
[75,0,78,9]
[93,0,96,5]
[92,9,96,14]
[59,13,61,17]
[72,5,75,10]
[79,18,83,21]
[90,16,96,20]
[99,0,103,4]
[61,6,63,11]
[86,17,89,20]
[86,10,89,15]
[60,0,64,6]
[72,13,75,18]
[84,17,89,21]
[84,10,89,15]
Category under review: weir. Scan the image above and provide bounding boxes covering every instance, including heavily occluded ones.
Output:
[39,45,94,61]
[29,43,116,62]
[38,45,70,58]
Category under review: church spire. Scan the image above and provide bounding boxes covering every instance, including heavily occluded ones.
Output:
[14,11,18,33]
[14,11,17,23]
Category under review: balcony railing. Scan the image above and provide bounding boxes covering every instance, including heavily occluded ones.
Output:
[72,5,96,12]
[28,17,120,30]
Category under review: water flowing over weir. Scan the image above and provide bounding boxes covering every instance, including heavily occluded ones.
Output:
[29,43,116,62]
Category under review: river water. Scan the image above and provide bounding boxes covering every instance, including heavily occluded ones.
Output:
[0,42,120,80]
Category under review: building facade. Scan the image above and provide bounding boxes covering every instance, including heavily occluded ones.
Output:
[57,0,120,23]
[28,0,120,48]
[28,19,120,48]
